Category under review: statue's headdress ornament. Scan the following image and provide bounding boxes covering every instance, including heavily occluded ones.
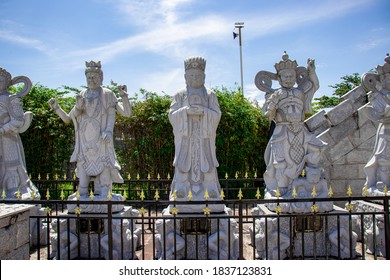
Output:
[85,61,102,74]
[376,53,390,76]
[0,67,12,82]
[274,51,298,74]
[184,56,206,71]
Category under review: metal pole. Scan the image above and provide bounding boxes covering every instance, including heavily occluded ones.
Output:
[235,22,244,96]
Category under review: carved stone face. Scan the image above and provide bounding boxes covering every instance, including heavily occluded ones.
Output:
[185,68,205,89]
[278,69,296,89]
[86,71,103,90]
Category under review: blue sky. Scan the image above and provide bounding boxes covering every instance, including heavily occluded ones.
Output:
[0,0,389,104]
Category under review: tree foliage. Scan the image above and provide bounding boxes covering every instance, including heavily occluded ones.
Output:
[313,73,361,111]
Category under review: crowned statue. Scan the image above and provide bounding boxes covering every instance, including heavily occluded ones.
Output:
[168,56,223,213]
[254,52,328,211]
[0,67,40,199]
[361,53,390,197]
[48,61,131,210]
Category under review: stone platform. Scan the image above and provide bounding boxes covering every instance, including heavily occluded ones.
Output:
[252,204,357,259]
[155,206,239,260]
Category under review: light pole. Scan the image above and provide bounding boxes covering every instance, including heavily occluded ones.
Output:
[233,22,244,95]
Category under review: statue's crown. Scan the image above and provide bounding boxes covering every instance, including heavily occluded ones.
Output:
[274,51,297,73]
[184,56,206,71]
[85,61,102,71]
[376,53,390,76]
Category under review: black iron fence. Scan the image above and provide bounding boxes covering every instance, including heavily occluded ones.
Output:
[2,192,388,260]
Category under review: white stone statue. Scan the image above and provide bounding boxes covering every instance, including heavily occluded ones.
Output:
[361,54,390,196]
[48,61,132,202]
[365,215,386,257]
[208,219,239,260]
[0,67,40,200]
[50,219,78,260]
[254,217,290,260]
[290,166,333,213]
[100,219,138,260]
[154,219,185,260]
[168,56,222,212]
[254,52,327,201]
[328,216,357,259]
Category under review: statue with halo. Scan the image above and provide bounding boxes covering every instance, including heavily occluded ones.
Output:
[254,52,328,212]
[0,66,40,200]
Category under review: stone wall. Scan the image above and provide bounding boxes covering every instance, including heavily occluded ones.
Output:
[305,85,376,205]
[0,204,35,260]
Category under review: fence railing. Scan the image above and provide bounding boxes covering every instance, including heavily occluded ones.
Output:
[2,192,388,260]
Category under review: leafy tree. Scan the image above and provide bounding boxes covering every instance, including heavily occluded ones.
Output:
[313,73,361,111]
[20,84,75,177]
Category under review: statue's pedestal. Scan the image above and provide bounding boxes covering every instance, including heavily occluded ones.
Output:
[155,206,238,260]
[252,204,357,259]
[50,206,140,260]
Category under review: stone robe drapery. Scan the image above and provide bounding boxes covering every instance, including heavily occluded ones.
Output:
[169,87,221,199]
[69,88,123,183]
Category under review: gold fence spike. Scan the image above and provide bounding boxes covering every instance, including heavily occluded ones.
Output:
[346,203,354,212]
[347,185,353,196]
[76,190,80,200]
[46,173,50,180]
[204,189,210,200]
[60,189,65,200]
[311,204,318,213]
[157,173,161,180]
[275,187,281,198]
[328,185,334,197]
[255,188,261,199]
[235,172,239,179]
[127,174,131,180]
[147,173,151,180]
[1,189,6,199]
[140,189,145,200]
[171,206,179,215]
[225,172,228,179]
[172,190,177,201]
[44,206,51,215]
[245,171,248,179]
[89,189,95,200]
[187,190,193,200]
[384,185,388,196]
[137,173,140,180]
[311,186,317,198]
[154,189,160,200]
[46,189,50,200]
[38,173,41,180]
[54,173,59,180]
[139,207,147,215]
[16,188,21,199]
[123,190,128,200]
[292,187,297,198]
[220,189,225,200]
[203,206,211,215]
[254,170,257,178]
[63,174,67,180]
[238,188,243,200]
[301,169,305,177]
[107,190,112,200]
[275,205,282,214]
[167,173,171,180]
[73,173,76,180]
[31,189,36,200]
[74,206,81,215]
